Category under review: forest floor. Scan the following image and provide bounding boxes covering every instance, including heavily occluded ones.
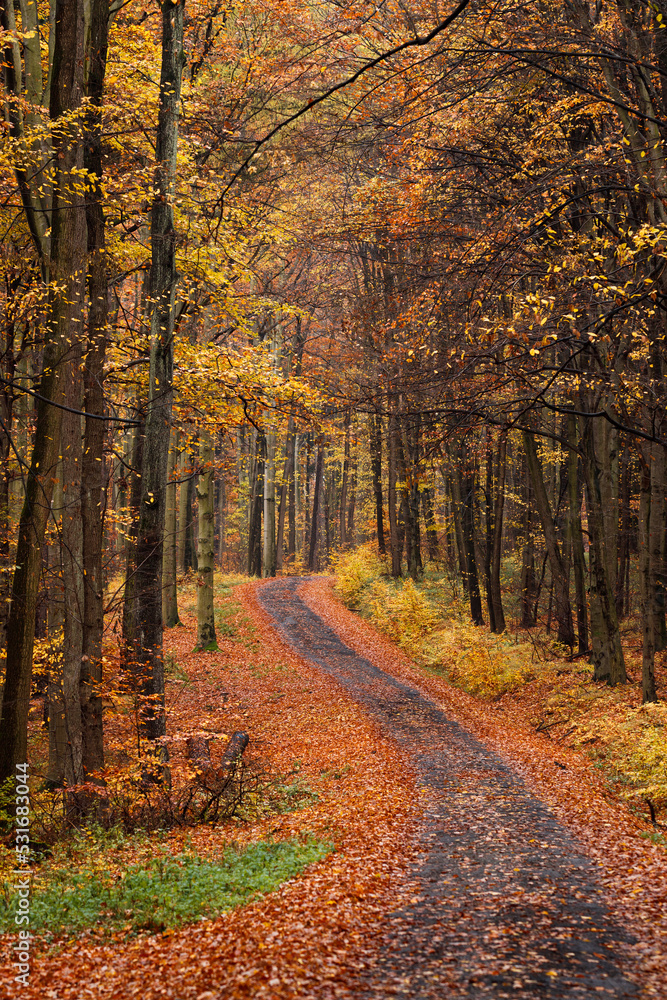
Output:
[1,575,666,998]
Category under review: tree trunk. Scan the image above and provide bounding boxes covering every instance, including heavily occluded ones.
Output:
[162,430,180,627]
[339,412,350,550]
[371,412,386,556]
[288,426,297,565]
[580,420,626,685]
[490,431,507,633]
[388,409,402,577]
[263,421,276,577]
[522,430,575,648]
[422,486,439,563]
[567,415,588,654]
[404,415,422,580]
[132,0,185,750]
[0,0,87,784]
[195,430,218,651]
[60,369,85,787]
[484,439,496,633]
[449,452,483,625]
[247,430,264,577]
[79,0,111,785]
[308,437,324,572]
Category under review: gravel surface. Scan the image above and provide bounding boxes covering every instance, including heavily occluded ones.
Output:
[256,577,640,1000]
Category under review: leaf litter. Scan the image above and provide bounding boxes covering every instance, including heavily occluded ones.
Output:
[1,575,666,998]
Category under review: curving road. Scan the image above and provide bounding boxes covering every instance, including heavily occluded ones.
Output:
[256,576,638,1000]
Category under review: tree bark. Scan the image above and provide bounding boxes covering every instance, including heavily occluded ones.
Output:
[0,0,87,784]
[522,430,575,648]
[371,412,386,556]
[195,430,218,651]
[79,0,110,783]
[308,437,324,572]
[132,0,185,748]
[162,430,180,627]
[580,420,626,685]
[567,415,588,654]
[490,430,507,633]
[263,421,276,577]
[388,409,402,577]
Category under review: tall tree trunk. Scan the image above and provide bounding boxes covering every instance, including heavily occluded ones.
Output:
[639,439,665,703]
[162,430,180,627]
[247,430,264,576]
[0,316,16,653]
[195,430,217,651]
[276,419,294,572]
[121,416,144,669]
[484,439,496,633]
[448,452,483,625]
[460,465,484,626]
[371,412,386,556]
[347,454,356,545]
[79,0,111,785]
[490,430,507,633]
[388,409,402,577]
[303,434,312,565]
[567,415,588,654]
[522,430,575,648]
[0,0,87,784]
[422,485,439,563]
[339,412,350,550]
[616,448,631,620]
[308,436,324,572]
[404,414,422,580]
[288,427,297,565]
[132,0,185,749]
[263,422,276,577]
[60,368,85,788]
[580,420,626,685]
[177,446,197,575]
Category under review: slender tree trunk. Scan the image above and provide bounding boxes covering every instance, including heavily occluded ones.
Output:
[484,440,496,632]
[422,485,439,563]
[404,414,422,580]
[371,412,386,556]
[195,430,217,651]
[247,430,264,576]
[162,430,180,627]
[132,0,185,749]
[263,422,276,577]
[308,436,324,572]
[567,415,588,654]
[522,430,575,648]
[448,452,483,625]
[60,367,85,788]
[339,412,350,550]
[616,449,631,619]
[79,0,110,785]
[303,433,312,565]
[347,454,356,545]
[490,430,507,633]
[0,0,87,783]
[460,465,484,626]
[388,409,402,577]
[288,428,297,564]
[580,420,626,685]
[121,416,144,668]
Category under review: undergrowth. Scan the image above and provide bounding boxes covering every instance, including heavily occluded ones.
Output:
[333,545,667,826]
[0,831,332,938]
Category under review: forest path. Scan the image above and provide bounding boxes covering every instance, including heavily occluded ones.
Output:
[256,576,639,1000]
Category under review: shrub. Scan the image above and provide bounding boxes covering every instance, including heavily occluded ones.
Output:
[333,544,384,609]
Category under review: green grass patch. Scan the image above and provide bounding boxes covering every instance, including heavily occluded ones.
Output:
[0,836,332,938]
